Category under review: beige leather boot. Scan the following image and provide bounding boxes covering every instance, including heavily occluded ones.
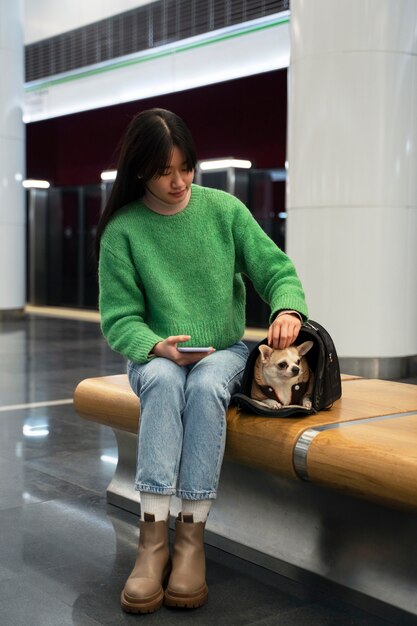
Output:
[120,513,171,614]
[164,513,208,608]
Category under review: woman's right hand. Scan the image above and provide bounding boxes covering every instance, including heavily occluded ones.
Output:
[151,335,215,365]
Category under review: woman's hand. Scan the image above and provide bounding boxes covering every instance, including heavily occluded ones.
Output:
[267,314,301,350]
[151,335,215,365]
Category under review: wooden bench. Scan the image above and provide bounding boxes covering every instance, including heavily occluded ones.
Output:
[74,373,417,620]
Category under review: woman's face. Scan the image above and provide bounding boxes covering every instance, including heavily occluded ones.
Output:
[146,146,194,205]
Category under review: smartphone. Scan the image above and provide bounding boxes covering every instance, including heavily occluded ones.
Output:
[177,347,212,353]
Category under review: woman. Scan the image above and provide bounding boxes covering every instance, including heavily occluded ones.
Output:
[96,108,308,613]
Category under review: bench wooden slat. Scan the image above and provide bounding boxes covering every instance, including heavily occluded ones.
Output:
[73,373,358,434]
[74,375,139,433]
[306,413,417,509]
[224,378,417,477]
[74,375,417,488]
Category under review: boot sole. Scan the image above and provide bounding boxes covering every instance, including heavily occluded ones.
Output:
[120,561,171,614]
[120,588,164,614]
[164,583,208,609]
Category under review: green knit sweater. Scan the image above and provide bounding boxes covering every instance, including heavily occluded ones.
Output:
[99,184,308,363]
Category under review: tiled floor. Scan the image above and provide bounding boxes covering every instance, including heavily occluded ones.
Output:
[0,314,410,625]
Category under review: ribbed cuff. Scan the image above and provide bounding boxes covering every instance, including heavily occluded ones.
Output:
[270,296,308,325]
[139,493,171,521]
[131,332,164,363]
[276,310,303,322]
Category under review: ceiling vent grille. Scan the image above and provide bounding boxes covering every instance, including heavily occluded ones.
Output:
[25,0,289,82]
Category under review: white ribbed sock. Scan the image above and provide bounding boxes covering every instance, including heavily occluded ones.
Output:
[181,499,213,523]
[140,493,171,521]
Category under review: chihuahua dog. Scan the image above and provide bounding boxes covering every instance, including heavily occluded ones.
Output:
[251,341,314,410]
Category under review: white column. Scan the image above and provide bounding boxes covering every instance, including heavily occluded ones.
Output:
[0,0,25,312]
[286,0,417,377]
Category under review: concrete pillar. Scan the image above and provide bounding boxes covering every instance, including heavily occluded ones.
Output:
[0,0,25,313]
[286,0,417,378]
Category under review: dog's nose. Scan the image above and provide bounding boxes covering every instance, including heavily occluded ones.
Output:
[291,366,300,376]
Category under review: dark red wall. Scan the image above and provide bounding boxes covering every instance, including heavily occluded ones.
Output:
[26,69,287,187]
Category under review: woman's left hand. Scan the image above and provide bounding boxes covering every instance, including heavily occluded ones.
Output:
[267,313,301,350]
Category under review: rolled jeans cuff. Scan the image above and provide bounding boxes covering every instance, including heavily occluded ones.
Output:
[135,483,176,495]
[176,490,217,500]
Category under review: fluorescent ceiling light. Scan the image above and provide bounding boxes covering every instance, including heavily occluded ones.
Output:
[101,170,117,181]
[199,159,252,171]
[23,179,50,189]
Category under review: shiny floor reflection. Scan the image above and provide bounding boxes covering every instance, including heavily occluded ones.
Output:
[0,315,398,625]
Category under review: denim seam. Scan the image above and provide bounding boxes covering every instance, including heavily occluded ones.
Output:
[135,483,177,495]
[222,364,246,390]
[210,364,246,492]
[176,489,217,500]
[212,411,226,492]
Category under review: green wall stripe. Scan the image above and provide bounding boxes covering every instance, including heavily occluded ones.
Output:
[25,15,289,93]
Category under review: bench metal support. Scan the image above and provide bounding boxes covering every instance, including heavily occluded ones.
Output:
[106,430,140,515]
[107,426,417,622]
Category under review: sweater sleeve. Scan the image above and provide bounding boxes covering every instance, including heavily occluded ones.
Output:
[99,243,163,363]
[235,206,308,323]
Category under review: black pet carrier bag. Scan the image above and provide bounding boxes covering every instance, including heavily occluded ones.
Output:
[233,320,342,418]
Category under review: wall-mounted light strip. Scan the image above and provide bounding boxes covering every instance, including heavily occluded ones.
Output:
[199,159,252,171]
[101,162,252,181]
[101,170,117,182]
[22,179,50,189]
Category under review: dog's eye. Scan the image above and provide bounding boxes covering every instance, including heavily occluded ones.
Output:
[296,359,300,365]
[278,362,287,370]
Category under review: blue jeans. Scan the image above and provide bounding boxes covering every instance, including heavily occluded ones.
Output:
[127,341,248,500]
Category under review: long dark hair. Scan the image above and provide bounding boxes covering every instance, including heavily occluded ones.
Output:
[95,108,197,259]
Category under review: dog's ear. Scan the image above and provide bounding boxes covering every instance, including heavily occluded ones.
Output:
[258,344,274,362]
[297,341,314,356]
